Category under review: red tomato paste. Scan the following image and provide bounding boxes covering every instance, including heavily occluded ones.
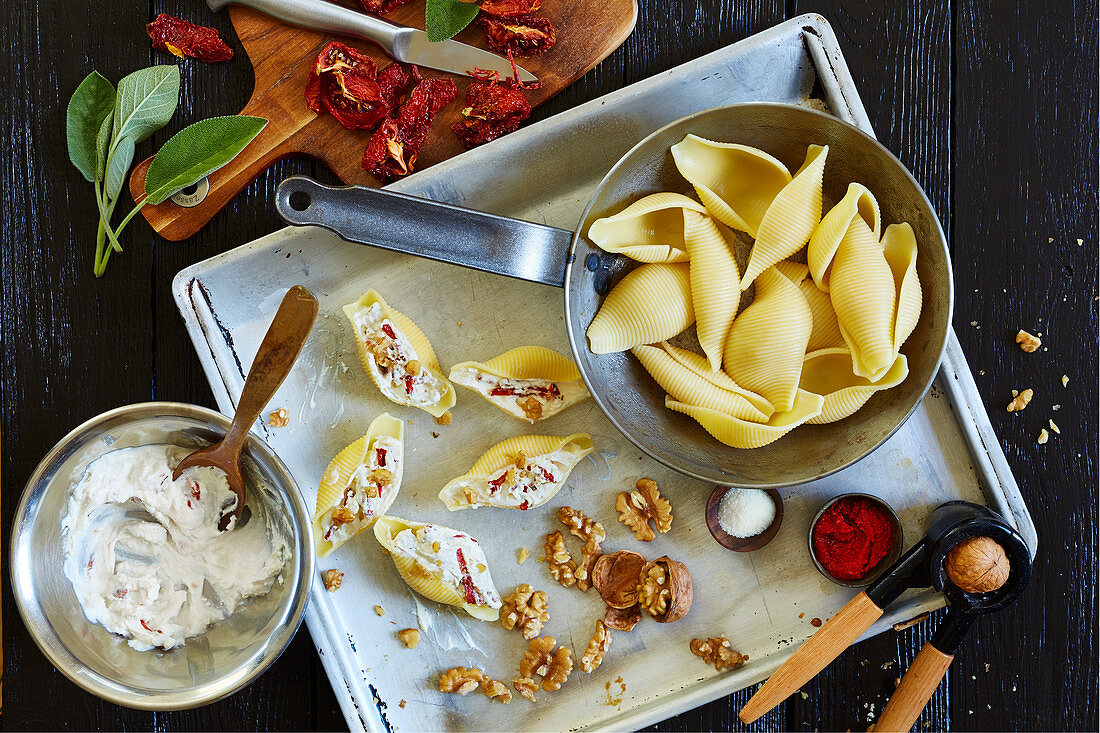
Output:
[812,496,895,581]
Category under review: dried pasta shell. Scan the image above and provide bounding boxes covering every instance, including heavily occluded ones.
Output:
[801,278,845,351]
[586,192,708,263]
[669,134,792,236]
[808,183,881,292]
[449,346,590,423]
[800,349,909,424]
[665,389,824,449]
[439,433,594,511]
[373,516,501,621]
[774,259,810,285]
[722,267,813,413]
[881,223,923,353]
[683,210,741,371]
[658,342,775,417]
[586,263,694,354]
[829,218,897,381]
[313,412,404,558]
[343,290,456,417]
[632,344,770,422]
[741,145,829,290]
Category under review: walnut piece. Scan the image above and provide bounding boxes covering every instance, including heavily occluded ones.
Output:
[439,667,483,695]
[267,407,289,427]
[946,536,1011,593]
[512,677,538,702]
[636,556,693,623]
[435,411,452,425]
[517,547,529,564]
[397,628,420,649]
[1015,329,1041,352]
[481,676,512,703]
[1038,428,1050,444]
[322,569,344,592]
[501,584,550,640]
[1006,388,1033,412]
[517,396,543,421]
[518,636,573,692]
[690,636,746,672]
[603,604,642,631]
[558,506,606,591]
[373,605,385,616]
[544,531,577,587]
[542,646,574,691]
[581,620,612,673]
[591,550,646,608]
[616,478,673,541]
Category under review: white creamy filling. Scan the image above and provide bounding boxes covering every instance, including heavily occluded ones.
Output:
[324,436,402,544]
[352,302,446,407]
[450,368,589,422]
[391,524,501,609]
[450,448,578,509]
[61,444,288,652]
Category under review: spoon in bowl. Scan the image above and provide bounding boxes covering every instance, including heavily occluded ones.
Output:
[173,285,319,530]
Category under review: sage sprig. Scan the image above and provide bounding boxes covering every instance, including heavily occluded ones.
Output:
[66,66,267,277]
[425,0,481,42]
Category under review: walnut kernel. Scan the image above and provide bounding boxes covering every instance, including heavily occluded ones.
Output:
[544,531,577,587]
[501,584,550,640]
[1015,330,1041,352]
[267,407,289,427]
[397,628,420,649]
[581,620,612,673]
[519,636,557,678]
[558,506,605,591]
[616,478,673,541]
[1006,388,1033,412]
[322,568,344,592]
[436,411,452,425]
[690,636,746,672]
[542,646,573,691]
[439,666,483,695]
[481,676,512,703]
[512,677,538,702]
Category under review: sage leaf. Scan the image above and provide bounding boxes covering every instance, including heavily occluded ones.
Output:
[105,135,136,202]
[113,65,180,147]
[144,115,267,206]
[66,71,115,182]
[425,0,480,42]
[94,113,115,183]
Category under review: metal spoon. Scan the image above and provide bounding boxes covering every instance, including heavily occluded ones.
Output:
[173,285,318,530]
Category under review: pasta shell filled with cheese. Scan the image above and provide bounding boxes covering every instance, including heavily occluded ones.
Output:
[344,290,456,417]
[449,346,591,423]
[801,277,845,351]
[313,412,404,558]
[800,348,909,424]
[828,219,897,381]
[587,262,694,354]
[881,223,923,352]
[808,183,881,292]
[741,145,829,290]
[373,516,502,621]
[683,210,741,371]
[670,135,792,236]
[632,344,771,422]
[722,267,813,413]
[665,390,824,449]
[439,433,594,511]
[586,192,708,263]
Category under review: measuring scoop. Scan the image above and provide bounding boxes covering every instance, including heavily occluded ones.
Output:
[173,285,318,530]
[739,500,1032,731]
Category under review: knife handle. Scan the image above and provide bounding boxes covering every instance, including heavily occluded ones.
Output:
[207,0,402,52]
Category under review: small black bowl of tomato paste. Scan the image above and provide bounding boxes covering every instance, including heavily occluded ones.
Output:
[808,493,904,587]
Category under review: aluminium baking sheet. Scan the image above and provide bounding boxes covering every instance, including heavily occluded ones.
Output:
[173,14,1036,732]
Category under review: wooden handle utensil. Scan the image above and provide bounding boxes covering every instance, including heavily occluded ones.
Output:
[874,643,954,732]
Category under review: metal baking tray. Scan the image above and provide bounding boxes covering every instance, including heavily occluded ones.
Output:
[173,14,1036,731]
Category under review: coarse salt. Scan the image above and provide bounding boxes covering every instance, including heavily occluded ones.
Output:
[718,488,775,538]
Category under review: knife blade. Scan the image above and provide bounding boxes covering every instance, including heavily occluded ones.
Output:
[207,0,538,83]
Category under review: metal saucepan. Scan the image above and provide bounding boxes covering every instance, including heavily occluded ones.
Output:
[275,103,953,488]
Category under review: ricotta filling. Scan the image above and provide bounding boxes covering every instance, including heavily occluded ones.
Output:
[323,436,402,544]
[449,447,580,509]
[391,524,501,609]
[352,302,446,407]
[450,368,589,422]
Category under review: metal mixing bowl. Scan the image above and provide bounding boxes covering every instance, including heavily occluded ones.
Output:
[9,402,314,709]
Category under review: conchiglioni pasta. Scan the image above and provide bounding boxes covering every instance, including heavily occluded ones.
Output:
[774,259,810,285]
[373,516,502,621]
[439,433,593,511]
[665,389,824,449]
[741,145,828,289]
[881,223,923,353]
[587,262,694,354]
[658,341,775,416]
[313,413,404,557]
[669,135,792,236]
[343,290,456,417]
[449,346,590,423]
[722,267,813,413]
[586,192,708,263]
[632,344,770,422]
[808,182,881,292]
[800,277,845,351]
[800,349,909,424]
[682,209,741,371]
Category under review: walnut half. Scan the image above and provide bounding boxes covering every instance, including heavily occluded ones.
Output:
[544,531,577,588]
[616,478,673,541]
[518,636,573,692]
[637,556,693,623]
[439,666,483,695]
[1015,329,1041,352]
[581,620,612,673]
[690,636,746,672]
[1006,388,1033,412]
[481,676,512,703]
[558,506,605,591]
[501,584,550,640]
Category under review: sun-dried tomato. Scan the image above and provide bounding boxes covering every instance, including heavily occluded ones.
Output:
[478,14,556,58]
[355,0,414,15]
[306,42,390,130]
[452,66,539,148]
[479,0,542,17]
[362,77,457,181]
[146,14,233,63]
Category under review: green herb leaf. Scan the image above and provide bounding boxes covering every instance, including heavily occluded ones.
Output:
[112,65,181,146]
[143,116,267,205]
[94,113,115,183]
[425,0,480,42]
[66,71,115,182]
[105,135,136,202]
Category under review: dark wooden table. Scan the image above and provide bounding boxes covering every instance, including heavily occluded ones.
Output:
[3,1,1096,730]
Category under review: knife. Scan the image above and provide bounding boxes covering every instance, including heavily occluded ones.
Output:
[207,0,538,83]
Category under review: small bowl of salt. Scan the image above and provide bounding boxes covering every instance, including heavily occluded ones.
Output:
[705,486,783,552]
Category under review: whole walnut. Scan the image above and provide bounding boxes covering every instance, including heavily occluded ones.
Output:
[945,536,1011,593]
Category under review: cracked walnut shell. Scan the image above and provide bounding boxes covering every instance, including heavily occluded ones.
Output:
[690,636,746,672]
[616,478,673,541]
[603,603,641,631]
[501,584,550,640]
[581,620,612,672]
[591,550,646,609]
[544,531,577,587]
[558,506,605,591]
[637,556,693,623]
[439,666,484,695]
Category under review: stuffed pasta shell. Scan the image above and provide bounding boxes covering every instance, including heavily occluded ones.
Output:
[373,516,502,621]
[439,433,594,511]
[449,346,591,423]
[313,413,403,557]
[343,290,456,417]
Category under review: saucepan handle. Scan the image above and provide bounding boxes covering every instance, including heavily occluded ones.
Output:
[275,176,574,288]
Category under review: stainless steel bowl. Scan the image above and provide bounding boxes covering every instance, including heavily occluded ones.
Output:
[9,402,314,710]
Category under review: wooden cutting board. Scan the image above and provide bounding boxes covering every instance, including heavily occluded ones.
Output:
[129,1,637,241]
